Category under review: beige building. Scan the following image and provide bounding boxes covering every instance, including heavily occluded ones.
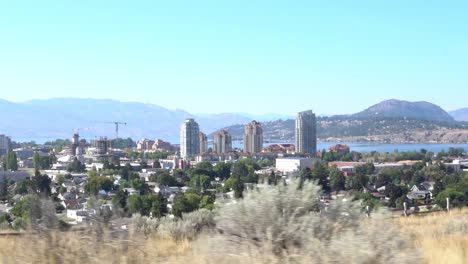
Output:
[243,120,263,154]
[137,139,155,151]
[213,130,232,154]
[199,132,208,154]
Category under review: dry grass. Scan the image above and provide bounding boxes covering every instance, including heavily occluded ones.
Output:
[0,185,466,264]
[0,210,466,264]
[397,208,468,264]
[0,229,194,264]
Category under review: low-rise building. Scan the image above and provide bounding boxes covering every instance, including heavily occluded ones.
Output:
[328,144,350,156]
[262,144,295,154]
[276,157,318,174]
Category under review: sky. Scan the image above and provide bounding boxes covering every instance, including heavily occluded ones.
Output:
[0,0,467,116]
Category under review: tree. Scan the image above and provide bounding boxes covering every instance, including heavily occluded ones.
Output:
[153,160,161,169]
[346,173,369,191]
[299,167,312,181]
[140,161,148,169]
[435,188,466,208]
[311,163,330,192]
[172,193,199,218]
[15,181,29,195]
[0,175,9,200]
[111,138,136,149]
[55,174,65,186]
[185,193,202,211]
[112,190,128,210]
[33,152,41,170]
[67,158,85,173]
[6,151,18,171]
[196,161,213,172]
[329,167,345,191]
[384,183,407,208]
[127,194,168,218]
[214,162,231,179]
[150,193,168,218]
[33,153,55,170]
[85,176,114,195]
[155,173,179,186]
[31,170,51,197]
[130,178,145,193]
[222,177,236,192]
[231,162,250,179]
[375,168,398,188]
[199,194,215,210]
[269,170,278,185]
[233,175,244,199]
[355,163,375,176]
[189,174,211,191]
[231,162,249,198]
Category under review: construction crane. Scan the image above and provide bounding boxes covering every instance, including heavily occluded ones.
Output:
[100,122,127,139]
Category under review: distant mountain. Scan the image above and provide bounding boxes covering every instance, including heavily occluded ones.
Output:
[450,108,468,121]
[2,98,466,144]
[353,99,455,123]
[217,116,467,141]
[0,98,250,142]
[217,100,468,143]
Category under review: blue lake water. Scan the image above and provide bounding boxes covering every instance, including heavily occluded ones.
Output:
[230,141,468,154]
[13,137,468,154]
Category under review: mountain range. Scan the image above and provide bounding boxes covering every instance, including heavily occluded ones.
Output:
[450,108,468,122]
[0,98,467,143]
[0,98,251,142]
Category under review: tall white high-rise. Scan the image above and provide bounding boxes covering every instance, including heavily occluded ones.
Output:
[243,121,263,153]
[180,119,200,159]
[213,130,232,154]
[295,110,317,156]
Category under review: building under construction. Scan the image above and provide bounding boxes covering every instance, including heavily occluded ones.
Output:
[95,137,111,155]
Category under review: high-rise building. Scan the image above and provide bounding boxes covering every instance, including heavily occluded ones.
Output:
[243,121,263,153]
[199,132,208,154]
[213,130,232,154]
[180,118,200,159]
[295,110,317,156]
[0,135,11,156]
[95,137,111,155]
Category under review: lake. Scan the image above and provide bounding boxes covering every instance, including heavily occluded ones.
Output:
[229,140,468,154]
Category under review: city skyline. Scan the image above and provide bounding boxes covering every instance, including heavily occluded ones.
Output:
[1,1,468,115]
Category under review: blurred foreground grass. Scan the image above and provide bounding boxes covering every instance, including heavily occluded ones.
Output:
[397,208,468,264]
[0,180,466,264]
[0,209,465,264]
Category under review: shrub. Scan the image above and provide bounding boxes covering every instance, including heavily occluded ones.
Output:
[205,179,420,263]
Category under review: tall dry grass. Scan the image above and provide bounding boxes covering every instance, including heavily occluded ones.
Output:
[0,180,466,263]
[397,208,468,264]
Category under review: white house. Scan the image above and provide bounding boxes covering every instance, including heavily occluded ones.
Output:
[275,157,318,174]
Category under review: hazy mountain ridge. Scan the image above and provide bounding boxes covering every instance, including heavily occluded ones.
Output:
[450,108,468,121]
[217,116,468,142]
[1,98,467,143]
[217,100,468,143]
[0,98,249,141]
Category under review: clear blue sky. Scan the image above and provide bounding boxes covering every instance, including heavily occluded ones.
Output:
[1,1,467,115]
